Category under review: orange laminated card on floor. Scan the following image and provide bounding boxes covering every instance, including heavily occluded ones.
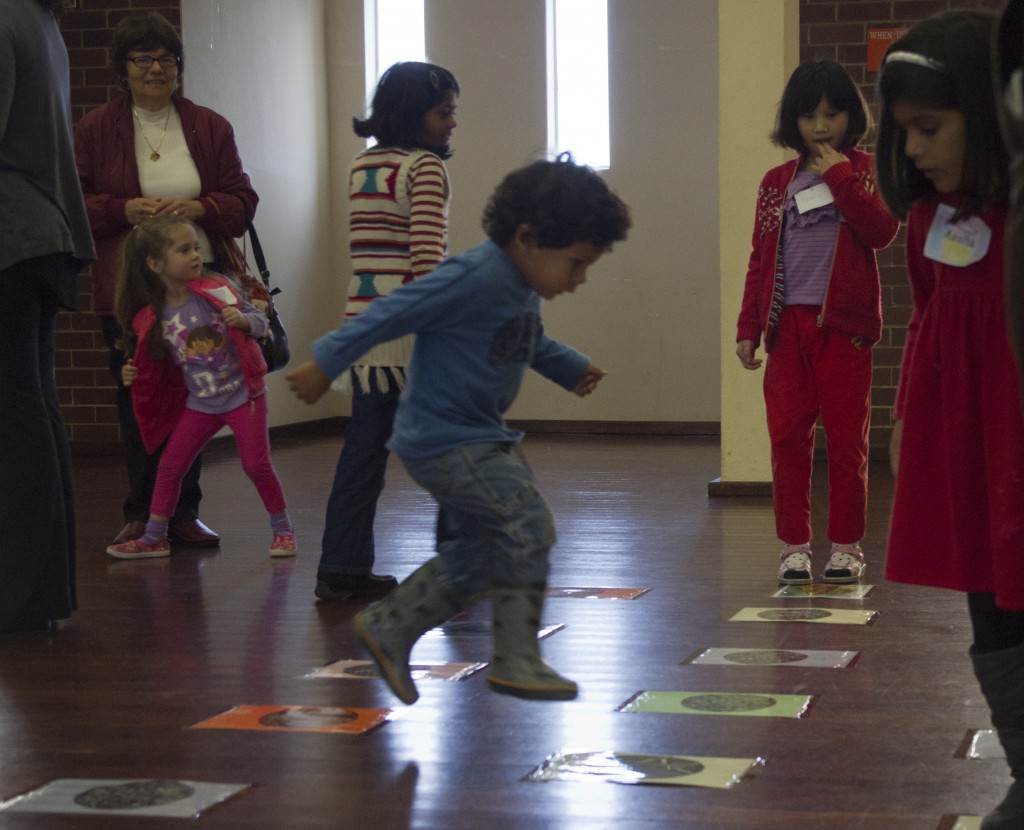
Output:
[191,705,393,734]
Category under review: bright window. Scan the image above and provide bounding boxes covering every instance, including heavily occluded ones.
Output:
[364,0,426,106]
[546,0,611,169]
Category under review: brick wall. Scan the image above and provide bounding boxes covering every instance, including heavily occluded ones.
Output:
[57,0,182,452]
[800,0,1004,452]
[55,1,1007,451]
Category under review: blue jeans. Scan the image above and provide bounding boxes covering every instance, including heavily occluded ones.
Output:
[318,368,401,576]
[400,442,556,598]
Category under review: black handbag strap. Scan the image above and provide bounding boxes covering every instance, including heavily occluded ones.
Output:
[246,221,279,297]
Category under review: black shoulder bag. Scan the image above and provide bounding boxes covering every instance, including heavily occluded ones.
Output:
[247,221,290,372]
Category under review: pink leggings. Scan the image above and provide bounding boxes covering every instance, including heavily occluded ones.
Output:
[150,395,287,518]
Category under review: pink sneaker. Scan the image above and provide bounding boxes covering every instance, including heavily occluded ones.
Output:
[269,534,297,558]
[106,538,170,560]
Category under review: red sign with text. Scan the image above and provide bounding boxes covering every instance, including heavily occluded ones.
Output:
[867,28,909,72]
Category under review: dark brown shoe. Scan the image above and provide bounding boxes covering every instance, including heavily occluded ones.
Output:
[111,521,147,546]
[168,518,221,547]
[315,572,398,601]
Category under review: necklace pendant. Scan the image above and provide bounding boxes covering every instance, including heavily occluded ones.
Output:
[150,151,161,161]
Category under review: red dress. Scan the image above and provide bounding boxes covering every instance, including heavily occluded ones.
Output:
[886,195,1024,610]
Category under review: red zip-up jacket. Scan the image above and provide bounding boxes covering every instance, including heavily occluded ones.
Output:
[130,276,267,453]
[75,93,258,314]
[736,148,899,350]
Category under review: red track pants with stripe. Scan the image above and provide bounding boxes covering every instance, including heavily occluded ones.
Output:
[763,305,871,546]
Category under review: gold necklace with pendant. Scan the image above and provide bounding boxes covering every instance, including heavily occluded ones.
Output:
[133,105,171,161]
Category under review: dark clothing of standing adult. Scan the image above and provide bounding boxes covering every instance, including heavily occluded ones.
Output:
[0,0,96,632]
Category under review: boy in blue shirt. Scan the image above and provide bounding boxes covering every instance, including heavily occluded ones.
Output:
[287,156,630,704]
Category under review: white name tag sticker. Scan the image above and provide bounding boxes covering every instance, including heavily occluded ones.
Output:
[205,285,239,305]
[924,203,992,267]
[794,182,835,214]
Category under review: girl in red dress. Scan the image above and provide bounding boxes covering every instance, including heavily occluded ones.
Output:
[877,11,1024,828]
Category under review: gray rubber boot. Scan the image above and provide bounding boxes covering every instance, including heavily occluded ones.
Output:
[353,559,464,705]
[971,643,1024,829]
[487,586,578,701]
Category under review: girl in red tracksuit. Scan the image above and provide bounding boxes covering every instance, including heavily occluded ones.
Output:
[106,214,295,560]
[735,61,899,586]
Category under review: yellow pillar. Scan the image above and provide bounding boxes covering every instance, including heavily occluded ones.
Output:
[714,0,798,494]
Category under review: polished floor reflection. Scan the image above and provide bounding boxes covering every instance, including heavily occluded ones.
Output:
[0,434,1003,829]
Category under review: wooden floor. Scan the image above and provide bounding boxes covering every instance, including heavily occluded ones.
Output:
[0,433,1003,829]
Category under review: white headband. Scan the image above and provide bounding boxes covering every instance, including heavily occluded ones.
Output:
[883,51,946,73]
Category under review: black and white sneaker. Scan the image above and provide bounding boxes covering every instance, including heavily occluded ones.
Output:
[778,543,813,585]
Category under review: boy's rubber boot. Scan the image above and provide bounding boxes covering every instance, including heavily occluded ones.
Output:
[971,643,1024,829]
[353,559,464,705]
[486,586,578,701]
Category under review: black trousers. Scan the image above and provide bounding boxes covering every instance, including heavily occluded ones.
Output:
[99,315,203,523]
[0,255,77,631]
[969,592,1024,654]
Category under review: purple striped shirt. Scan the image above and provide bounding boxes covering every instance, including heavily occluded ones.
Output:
[782,170,841,306]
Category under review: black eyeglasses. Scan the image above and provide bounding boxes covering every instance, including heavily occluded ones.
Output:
[127,55,178,69]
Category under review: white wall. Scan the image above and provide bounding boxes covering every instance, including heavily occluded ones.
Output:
[181,0,722,428]
[181,0,337,428]
[430,0,721,423]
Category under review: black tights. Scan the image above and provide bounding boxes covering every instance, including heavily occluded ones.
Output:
[969,592,1024,654]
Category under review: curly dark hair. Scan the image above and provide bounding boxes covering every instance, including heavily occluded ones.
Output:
[482,154,631,249]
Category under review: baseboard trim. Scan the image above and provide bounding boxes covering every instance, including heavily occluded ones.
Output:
[508,420,720,436]
[72,418,723,458]
[707,477,772,497]
[229,418,719,449]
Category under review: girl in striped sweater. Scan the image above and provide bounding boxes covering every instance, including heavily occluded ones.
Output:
[314,61,459,602]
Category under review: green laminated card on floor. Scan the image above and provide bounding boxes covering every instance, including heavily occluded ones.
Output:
[684,647,858,669]
[617,690,814,718]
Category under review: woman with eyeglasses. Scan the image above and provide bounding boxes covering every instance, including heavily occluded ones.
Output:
[75,11,260,551]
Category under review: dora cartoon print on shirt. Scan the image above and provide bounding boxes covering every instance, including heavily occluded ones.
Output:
[161,290,244,401]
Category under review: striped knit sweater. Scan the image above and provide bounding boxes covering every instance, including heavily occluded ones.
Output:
[342,146,449,391]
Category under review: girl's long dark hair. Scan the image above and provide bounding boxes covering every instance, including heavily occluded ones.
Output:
[876,10,1007,219]
[114,216,193,359]
[353,61,459,159]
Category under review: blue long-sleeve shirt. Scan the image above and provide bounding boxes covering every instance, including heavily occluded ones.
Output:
[314,239,589,458]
